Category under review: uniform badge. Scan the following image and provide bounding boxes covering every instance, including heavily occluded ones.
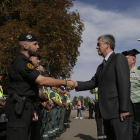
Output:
[27,63,34,69]
[136,76,139,80]
[26,34,32,40]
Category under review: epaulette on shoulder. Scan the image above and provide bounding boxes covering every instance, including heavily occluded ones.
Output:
[137,66,140,70]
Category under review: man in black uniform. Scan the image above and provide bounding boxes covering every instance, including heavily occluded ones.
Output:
[5,33,74,140]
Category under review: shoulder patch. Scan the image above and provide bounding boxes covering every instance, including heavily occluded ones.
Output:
[27,63,34,69]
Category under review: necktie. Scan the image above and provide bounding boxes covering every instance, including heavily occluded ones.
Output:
[103,59,106,65]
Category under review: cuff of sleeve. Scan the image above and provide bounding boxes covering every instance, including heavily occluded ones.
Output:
[28,70,40,82]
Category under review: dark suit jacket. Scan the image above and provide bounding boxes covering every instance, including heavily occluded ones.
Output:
[88,102,94,110]
[76,52,133,119]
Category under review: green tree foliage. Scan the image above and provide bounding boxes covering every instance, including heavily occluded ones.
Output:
[72,96,91,108]
[71,96,78,106]
[0,0,84,93]
[84,96,90,107]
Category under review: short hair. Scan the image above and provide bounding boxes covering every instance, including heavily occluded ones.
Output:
[98,34,115,51]
[18,41,24,50]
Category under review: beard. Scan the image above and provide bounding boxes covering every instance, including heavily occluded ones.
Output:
[28,46,38,56]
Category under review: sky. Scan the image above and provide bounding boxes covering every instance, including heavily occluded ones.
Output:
[69,0,140,101]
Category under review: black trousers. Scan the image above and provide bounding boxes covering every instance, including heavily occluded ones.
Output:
[64,109,69,123]
[68,108,71,119]
[89,109,93,118]
[5,97,34,140]
[103,116,133,140]
[30,108,43,140]
[95,111,103,136]
[133,103,140,140]
[95,102,104,137]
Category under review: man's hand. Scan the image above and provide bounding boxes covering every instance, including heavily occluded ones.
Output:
[67,80,74,89]
[48,102,54,108]
[42,101,52,110]
[57,106,60,109]
[46,109,51,114]
[42,101,48,108]
[120,111,129,121]
[67,78,78,90]
[61,104,64,109]
[65,106,69,110]
[70,105,72,109]
[32,112,38,121]
[0,101,5,108]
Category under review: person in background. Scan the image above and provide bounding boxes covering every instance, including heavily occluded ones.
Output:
[92,99,95,118]
[88,98,94,119]
[0,70,5,108]
[59,87,67,133]
[122,49,140,140]
[63,88,70,128]
[75,97,82,119]
[67,93,72,122]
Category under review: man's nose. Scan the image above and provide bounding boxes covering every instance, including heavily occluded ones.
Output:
[37,44,39,49]
[96,46,99,49]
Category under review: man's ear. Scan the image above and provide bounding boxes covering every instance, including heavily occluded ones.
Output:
[133,57,136,64]
[23,43,29,50]
[106,42,110,49]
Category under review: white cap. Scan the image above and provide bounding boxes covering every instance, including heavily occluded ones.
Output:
[138,39,140,41]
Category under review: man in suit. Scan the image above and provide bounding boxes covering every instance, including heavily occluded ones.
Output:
[88,98,94,119]
[68,34,133,140]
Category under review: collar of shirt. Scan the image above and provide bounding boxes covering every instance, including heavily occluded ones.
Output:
[19,53,32,63]
[104,51,113,61]
[130,66,137,73]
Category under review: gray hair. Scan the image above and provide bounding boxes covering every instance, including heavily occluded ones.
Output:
[98,34,115,51]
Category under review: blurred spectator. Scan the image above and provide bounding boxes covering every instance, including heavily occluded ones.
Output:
[88,98,94,119]
[75,98,82,119]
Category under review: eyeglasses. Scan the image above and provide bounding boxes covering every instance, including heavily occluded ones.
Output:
[97,42,108,46]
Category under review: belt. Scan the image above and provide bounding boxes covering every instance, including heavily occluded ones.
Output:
[9,94,37,104]
[133,102,140,104]
[133,102,140,107]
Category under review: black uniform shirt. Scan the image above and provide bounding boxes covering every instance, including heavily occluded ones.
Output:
[8,53,40,96]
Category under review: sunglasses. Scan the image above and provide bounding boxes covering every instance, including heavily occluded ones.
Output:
[97,42,108,46]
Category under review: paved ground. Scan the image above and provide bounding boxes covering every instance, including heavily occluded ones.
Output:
[54,110,97,140]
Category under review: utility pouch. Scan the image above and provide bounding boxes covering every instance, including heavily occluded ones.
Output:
[13,94,26,115]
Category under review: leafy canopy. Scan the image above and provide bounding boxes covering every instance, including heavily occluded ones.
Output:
[0,0,84,93]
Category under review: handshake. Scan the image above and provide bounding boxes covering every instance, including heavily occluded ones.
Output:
[66,78,78,90]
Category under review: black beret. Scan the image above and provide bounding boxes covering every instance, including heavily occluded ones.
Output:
[138,66,140,70]
[60,86,65,91]
[122,49,140,57]
[18,33,37,41]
